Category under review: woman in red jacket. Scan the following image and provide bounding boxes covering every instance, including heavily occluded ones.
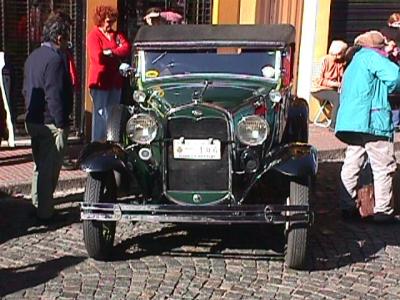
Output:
[87,5,131,142]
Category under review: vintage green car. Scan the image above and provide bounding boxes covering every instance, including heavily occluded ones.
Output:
[79,24,318,269]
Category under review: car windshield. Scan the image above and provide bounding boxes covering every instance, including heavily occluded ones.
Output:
[141,49,279,79]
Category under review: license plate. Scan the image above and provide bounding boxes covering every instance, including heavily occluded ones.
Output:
[173,139,221,160]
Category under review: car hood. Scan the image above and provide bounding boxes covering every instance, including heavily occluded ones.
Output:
[141,74,277,111]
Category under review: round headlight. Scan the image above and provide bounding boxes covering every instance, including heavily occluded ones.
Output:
[236,115,269,146]
[126,114,158,144]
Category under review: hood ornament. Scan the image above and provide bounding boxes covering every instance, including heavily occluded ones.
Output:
[192,109,203,117]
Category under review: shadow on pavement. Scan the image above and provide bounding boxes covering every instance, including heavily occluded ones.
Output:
[0,191,81,244]
[309,161,400,271]
[113,223,286,261]
[0,255,85,297]
[107,161,400,271]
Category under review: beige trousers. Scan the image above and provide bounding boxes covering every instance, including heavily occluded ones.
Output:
[340,139,396,215]
[25,123,68,219]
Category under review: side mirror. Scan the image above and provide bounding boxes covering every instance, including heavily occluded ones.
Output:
[119,63,135,77]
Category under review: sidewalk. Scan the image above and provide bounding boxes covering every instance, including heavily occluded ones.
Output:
[1,124,400,197]
[0,143,86,197]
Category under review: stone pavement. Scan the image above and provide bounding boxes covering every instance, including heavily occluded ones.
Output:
[1,160,400,299]
[2,125,400,299]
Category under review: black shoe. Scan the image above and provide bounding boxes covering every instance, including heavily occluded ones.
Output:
[341,208,361,220]
[373,212,396,224]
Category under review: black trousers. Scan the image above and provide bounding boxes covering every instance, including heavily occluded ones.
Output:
[311,90,340,128]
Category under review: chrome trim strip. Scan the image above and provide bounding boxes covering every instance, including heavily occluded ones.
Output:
[140,73,277,84]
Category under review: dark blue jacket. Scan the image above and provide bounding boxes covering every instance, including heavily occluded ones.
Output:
[23,43,73,128]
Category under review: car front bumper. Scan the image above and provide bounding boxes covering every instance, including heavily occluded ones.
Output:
[80,203,313,225]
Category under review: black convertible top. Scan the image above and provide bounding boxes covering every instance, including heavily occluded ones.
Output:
[134,24,295,49]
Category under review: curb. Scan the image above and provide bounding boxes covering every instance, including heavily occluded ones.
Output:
[317,148,346,162]
[2,143,399,198]
[1,175,87,198]
[317,140,400,162]
[2,149,345,198]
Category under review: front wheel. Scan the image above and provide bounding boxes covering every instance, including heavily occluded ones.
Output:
[83,172,116,260]
[285,176,310,269]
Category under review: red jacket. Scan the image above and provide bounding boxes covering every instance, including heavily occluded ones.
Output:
[87,27,131,90]
[66,50,79,90]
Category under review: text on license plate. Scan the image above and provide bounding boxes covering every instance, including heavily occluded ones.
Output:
[173,139,221,160]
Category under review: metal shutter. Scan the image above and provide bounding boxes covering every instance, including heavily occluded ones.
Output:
[119,0,212,38]
[0,0,29,137]
[53,1,84,135]
[0,0,84,138]
[329,0,400,44]
[186,0,212,24]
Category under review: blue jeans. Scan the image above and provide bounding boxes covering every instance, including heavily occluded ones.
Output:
[90,88,121,142]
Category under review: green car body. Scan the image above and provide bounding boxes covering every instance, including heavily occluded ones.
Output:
[79,24,318,269]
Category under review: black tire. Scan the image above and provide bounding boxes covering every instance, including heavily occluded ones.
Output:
[83,172,116,260]
[285,176,310,270]
[106,104,130,143]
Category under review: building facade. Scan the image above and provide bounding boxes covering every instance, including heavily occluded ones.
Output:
[1,0,399,142]
[0,0,85,142]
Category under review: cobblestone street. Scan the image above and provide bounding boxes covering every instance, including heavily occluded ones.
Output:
[1,161,400,299]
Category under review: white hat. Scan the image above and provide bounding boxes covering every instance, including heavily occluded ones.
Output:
[328,40,348,55]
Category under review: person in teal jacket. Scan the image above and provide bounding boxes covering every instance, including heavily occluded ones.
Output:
[335,30,400,223]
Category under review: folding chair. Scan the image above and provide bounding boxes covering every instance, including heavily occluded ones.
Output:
[312,96,331,128]
[310,59,332,128]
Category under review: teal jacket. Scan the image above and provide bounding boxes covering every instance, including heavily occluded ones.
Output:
[335,48,400,140]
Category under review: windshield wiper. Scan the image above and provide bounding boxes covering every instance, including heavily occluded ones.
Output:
[151,51,167,64]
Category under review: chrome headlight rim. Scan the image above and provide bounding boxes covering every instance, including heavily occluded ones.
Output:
[236,115,269,146]
[126,113,158,145]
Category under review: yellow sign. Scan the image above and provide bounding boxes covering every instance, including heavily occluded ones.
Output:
[145,70,160,78]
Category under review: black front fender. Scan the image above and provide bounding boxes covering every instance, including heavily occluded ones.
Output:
[240,143,318,203]
[271,143,318,177]
[282,96,309,143]
[78,142,128,173]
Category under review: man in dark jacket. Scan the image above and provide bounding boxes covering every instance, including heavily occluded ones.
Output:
[23,12,73,221]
